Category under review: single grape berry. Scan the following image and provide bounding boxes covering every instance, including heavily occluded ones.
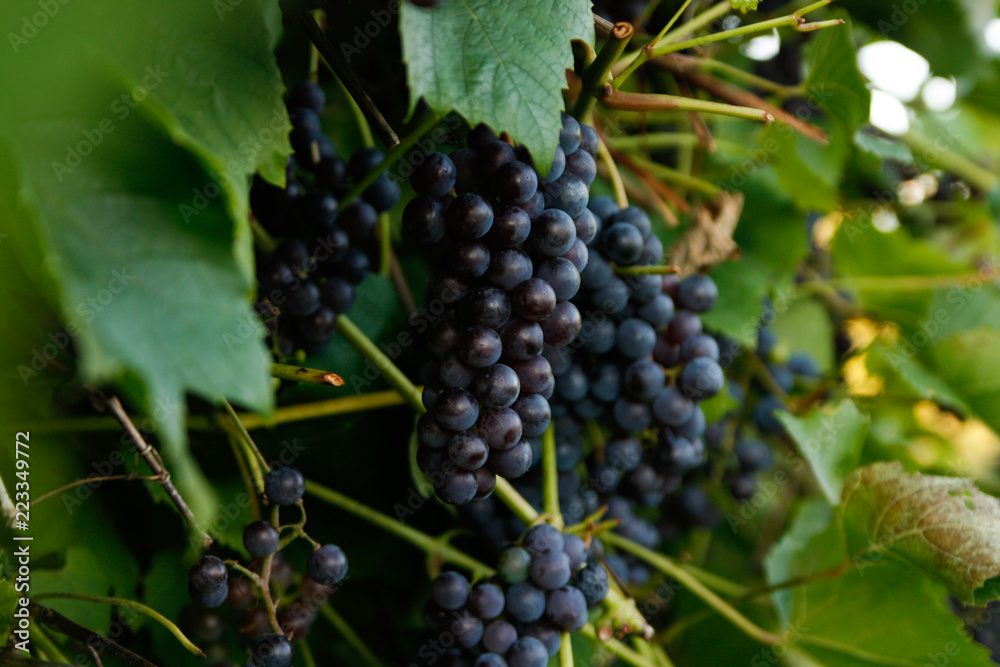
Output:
[677,273,718,312]
[190,556,228,593]
[412,152,458,197]
[252,633,294,667]
[264,467,306,506]
[307,544,349,586]
[432,571,471,610]
[243,521,280,558]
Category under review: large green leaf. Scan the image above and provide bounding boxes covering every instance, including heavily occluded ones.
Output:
[765,499,834,625]
[0,0,285,532]
[841,461,1000,602]
[400,0,593,173]
[778,400,869,505]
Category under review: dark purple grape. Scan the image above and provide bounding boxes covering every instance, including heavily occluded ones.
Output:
[432,571,470,610]
[677,273,718,312]
[447,193,494,239]
[534,258,580,302]
[459,326,503,368]
[545,586,587,631]
[561,238,589,272]
[485,438,533,478]
[472,364,521,409]
[540,302,581,347]
[482,620,518,654]
[558,113,582,154]
[538,145,566,184]
[467,583,505,620]
[283,281,321,317]
[446,241,491,280]
[438,352,476,388]
[510,278,556,322]
[474,467,497,499]
[486,205,531,247]
[190,556,228,593]
[501,318,544,360]
[461,287,511,329]
[579,123,599,156]
[507,637,548,667]
[299,188,338,230]
[530,209,577,257]
[448,431,490,470]
[475,141,516,182]
[665,310,702,345]
[611,206,652,239]
[529,551,572,589]
[509,356,553,395]
[316,277,355,314]
[573,562,609,607]
[602,222,644,265]
[564,150,597,185]
[433,388,480,431]
[287,81,326,113]
[412,152,457,197]
[361,174,400,213]
[678,357,725,400]
[338,201,378,240]
[243,521,280,558]
[623,359,666,400]
[494,160,539,204]
[573,208,599,245]
[511,394,550,437]
[616,318,657,359]
[542,173,588,218]
[477,408,523,450]
[417,412,451,448]
[427,319,461,357]
[486,248,533,291]
[252,633,294,667]
[505,583,545,623]
[307,544,348,586]
[264,467,305,506]
[679,333,720,362]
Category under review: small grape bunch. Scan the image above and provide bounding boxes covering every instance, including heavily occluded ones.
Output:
[185,466,349,667]
[251,80,402,356]
[406,115,601,505]
[412,524,609,666]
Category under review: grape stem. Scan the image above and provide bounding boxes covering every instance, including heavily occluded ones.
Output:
[596,133,629,208]
[600,88,774,124]
[30,625,71,664]
[30,474,161,508]
[615,0,840,88]
[541,423,563,527]
[33,593,205,658]
[225,560,283,635]
[305,479,495,579]
[271,363,345,386]
[601,532,784,645]
[578,624,660,667]
[494,478,540,525]
[222,398,271,481]
[101,394,212,549]
[293,10,398,148]
[614,264,681,276]
[335,315,425,412]
[574,21,635,118]
[559,632,574,667]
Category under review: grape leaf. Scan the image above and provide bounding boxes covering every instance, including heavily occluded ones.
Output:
[729,0,759,12]
[865,341,971,414]
[0,577,19,641]
[840,461,1000,602]
[778,400,869,505]
[764,499,834,625]
[804,15,871,136]
[400,0,594,173]
[32,546,140,633]
[0,0,281,533]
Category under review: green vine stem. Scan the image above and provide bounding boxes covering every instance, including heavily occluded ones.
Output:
[601,532,784,645]
[614,264,681,276]
[33,593,205,657]
[616,0,839,88]
[226,560,283,635]
[647,0,696,49]
[609,132,746,153]
[596,134,630,209]
[559,632,574,667]
[494,478,540,525]
[624,154,721,197]
[903,130,999,192]
[318,605,385,667]
[222,398,271,479]
[271,363,345,386]
[578,625,659,667]
[600,88,774,124]
[305,479,495,579]
[574,21,635,118]
[335,315,425,412]
[541,424,562,527]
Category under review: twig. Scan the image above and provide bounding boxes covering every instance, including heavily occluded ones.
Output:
[31,604,165,666]
[599,88,774,123]
[652,54,829,144]
[103,395,211,548]
[271,362,345,386]
[389,251,419,319]
[575,22,635,118]
[31,474,161,507]
[293,11,399,148]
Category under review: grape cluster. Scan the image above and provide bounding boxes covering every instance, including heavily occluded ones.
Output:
[411,524,609,667]
[251,81,400,354]
[407,115,605,505]
[185,466,348,667]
